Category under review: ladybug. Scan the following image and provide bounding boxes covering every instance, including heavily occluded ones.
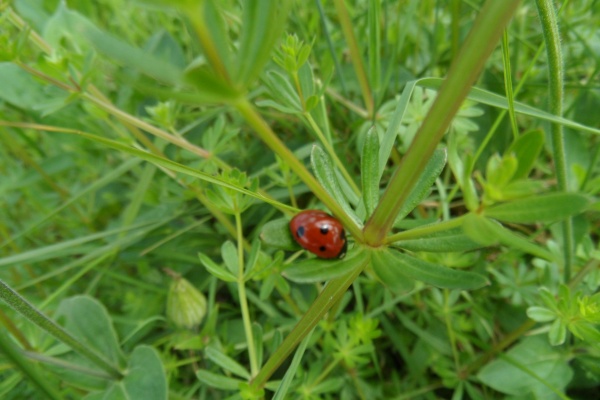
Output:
[289,210,347,259]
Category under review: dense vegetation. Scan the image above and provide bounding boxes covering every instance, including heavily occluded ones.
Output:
[1,0,599,399]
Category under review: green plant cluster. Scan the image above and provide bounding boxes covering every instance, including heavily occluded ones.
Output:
[1,0,599,399]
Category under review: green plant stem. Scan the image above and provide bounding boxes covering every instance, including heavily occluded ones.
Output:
[501,29,519,140]
[0,280,123,379]
[250,256,367,390]
[332,0,374,118]
[234,98,363,241]
[235,212,258,377]
[363,0,523,246]
[304,113,361,196]
[535,0,572,282]
[0,330,63,400]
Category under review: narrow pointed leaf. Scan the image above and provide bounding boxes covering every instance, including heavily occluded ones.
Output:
[370,249,414,293]
[199,253,237,282]
[205,346,250,380]
[386,249,488,290]
[283,248,366,283]
[484,192,589,223]
[361,126,380,216]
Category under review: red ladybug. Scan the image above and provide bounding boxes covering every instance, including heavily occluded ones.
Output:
[289,210,347,259]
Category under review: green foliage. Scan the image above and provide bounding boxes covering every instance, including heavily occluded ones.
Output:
[1,1,600,399]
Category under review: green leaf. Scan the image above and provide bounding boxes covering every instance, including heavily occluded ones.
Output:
[235,0,292,86]
[199,253,237,282]
[549,318,567,346]
[384,249,488,290]
[183,62,241,103]
[46,5,182,84]
[378,81,415,178]
[370,249,414,293]
[122,346,167,400]
[507,129,545,180]
[221,241,239,275]
[477,336,573,398]
[244,240,262,280]
[391,227,481,253]
[0,63,51,111]
[260,218,296,250]
[361,126,380,217]
[395,148,447,222]
[484,192,590,223]
[526,306,556,322]
[311,146,362,226]
[205,346,250,380]
[486,153,517,189]
[56,296,124,366]
[262,70,303,113]
[273,329,314,400]
[283,248,367,283]
[196,369,242,390]
[462,213,555,260]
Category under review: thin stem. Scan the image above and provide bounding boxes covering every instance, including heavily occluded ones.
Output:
[534,0,572,282]
[304,113,361,196]
[332,0,374,117]
[235,212,258,376]
[234,98,363,241]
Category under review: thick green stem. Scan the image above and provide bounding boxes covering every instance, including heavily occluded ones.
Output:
[364,0,523,246]
[534,0,572,282]
[0,280,123,379]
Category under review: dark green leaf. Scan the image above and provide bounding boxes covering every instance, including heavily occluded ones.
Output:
[507,129,545,180]
[196,369,242,390]
[283,248,367,283]
[462,213,555,260]
[477,336,573,397]
[395,148,447,222]
[385,249,488,290]
[123,346,167,400]
[484,192,590,223]
[361,126,380,217]
[370,249,414,293]
[391,227,481,252]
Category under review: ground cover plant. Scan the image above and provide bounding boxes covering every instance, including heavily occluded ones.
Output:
[1,0,600,398]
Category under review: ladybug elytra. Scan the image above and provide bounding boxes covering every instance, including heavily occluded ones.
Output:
[289,210,347,259]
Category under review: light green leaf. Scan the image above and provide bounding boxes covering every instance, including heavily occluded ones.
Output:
[199,253,237,282]
[311,146,362,226]
[196,369,242,390]
[260,218,296,250]
[526,306,556,322]
[221,241,239,275]
[205,346,250,380]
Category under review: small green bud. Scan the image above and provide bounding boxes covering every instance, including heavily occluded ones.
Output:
[167,276,207,330]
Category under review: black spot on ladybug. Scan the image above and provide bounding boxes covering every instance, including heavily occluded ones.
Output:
[320,226,329,235]
[319,245,327,252]
[296,226,305,238]
[340,230,346,240]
